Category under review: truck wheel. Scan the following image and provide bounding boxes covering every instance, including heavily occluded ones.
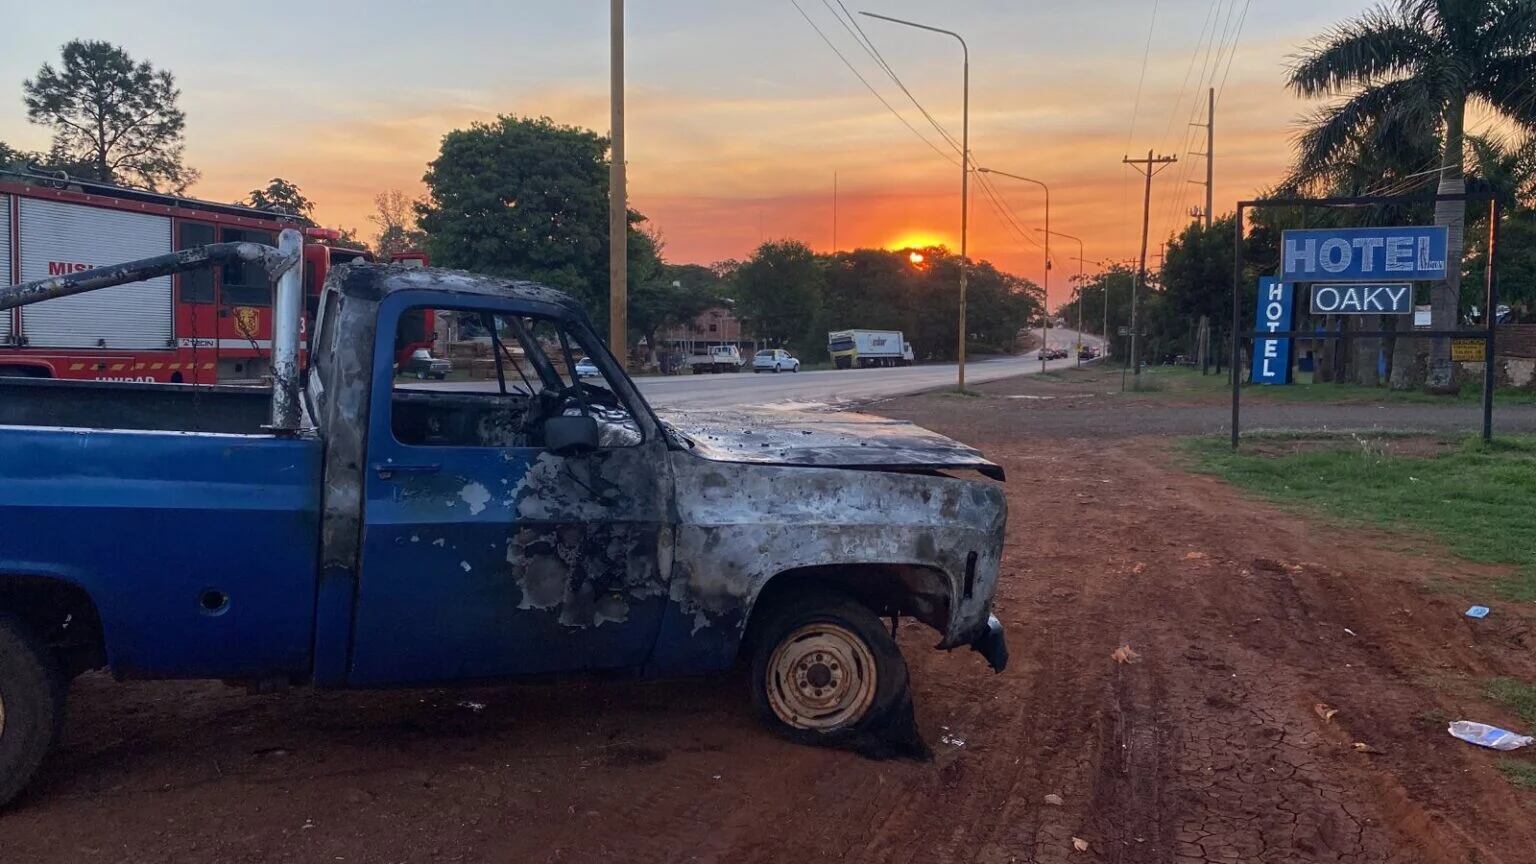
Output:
[749,590,912,748]
[0,611,66,809]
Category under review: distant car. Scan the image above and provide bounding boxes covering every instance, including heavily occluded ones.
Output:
[400,348,452,380]
[574,357,601,378]
[753,348,801,373]
[687,345,745,374]
[1039,347,1068,361]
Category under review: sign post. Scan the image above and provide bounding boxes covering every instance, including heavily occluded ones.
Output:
[1251,277,1294,385]
[1234,196,1498,450]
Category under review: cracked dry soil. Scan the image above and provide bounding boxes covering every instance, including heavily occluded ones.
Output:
[1,379,1533,863]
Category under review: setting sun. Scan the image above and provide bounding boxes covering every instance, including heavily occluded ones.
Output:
[886,230,950,252]
[908,251,925,265]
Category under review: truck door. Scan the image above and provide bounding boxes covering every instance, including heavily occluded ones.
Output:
[348,294,673,685]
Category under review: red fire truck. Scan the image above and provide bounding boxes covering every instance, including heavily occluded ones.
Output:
[1,170,430,384]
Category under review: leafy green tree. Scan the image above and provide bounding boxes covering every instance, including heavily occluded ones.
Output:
[1288,0,1536,391]
[1063,265,1137,359]
[332,227,368,251]
[23,40,196,192]
[823,248,920,333]
[243,177,315,221]
[731,240,826,352]
[0,141,42,170]
[1155,216,1250,370]
[962,259,1040,355]
[369,189,429,257]
[630,263,721,366]
[1466,210,1536,318]
[416,115,658,334]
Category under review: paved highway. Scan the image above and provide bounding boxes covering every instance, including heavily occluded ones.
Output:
[635,330,1105,409]
[420,331,1104,410]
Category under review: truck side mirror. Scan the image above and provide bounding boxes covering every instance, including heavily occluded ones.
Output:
[545,414,599,455]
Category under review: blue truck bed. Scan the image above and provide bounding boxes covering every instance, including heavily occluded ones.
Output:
[0,424,322,679]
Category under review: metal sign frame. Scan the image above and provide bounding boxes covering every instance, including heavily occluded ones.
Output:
[1230,192,1500,448]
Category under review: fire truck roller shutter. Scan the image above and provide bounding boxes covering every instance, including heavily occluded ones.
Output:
[18,197,172,349]
[0,195,11,343]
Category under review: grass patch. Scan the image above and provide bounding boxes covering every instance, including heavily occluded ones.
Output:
[1488,677,1536,726]
[1117,364,1536,404]
[1499,759,1536,789]
[1185,435,1536,601]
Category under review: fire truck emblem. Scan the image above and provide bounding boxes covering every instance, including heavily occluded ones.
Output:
[232,306,261,340]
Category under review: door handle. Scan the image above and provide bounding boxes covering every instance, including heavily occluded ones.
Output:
[373,463,441,479]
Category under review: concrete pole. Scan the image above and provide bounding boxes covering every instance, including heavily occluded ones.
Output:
[608,0,628,365]
[1206,87,1214,229]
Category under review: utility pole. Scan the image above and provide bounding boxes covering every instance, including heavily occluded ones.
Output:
[832,171,838,253]
[608,0,627,365]
[1122,150,1177,381]
[1189,88,1213,228]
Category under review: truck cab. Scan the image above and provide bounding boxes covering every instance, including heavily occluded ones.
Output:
[0,259,1007,807]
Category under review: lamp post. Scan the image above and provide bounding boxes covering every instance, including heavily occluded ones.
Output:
[977,168,1049,371]
[1036,228,1083,365]
[860,11,969,391]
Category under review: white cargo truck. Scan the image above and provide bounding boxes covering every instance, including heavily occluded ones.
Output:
[828,329,914,369]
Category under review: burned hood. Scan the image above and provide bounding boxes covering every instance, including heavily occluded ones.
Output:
[660,409,1005,481]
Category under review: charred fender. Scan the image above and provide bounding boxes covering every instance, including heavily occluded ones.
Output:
[649,452,1006,674]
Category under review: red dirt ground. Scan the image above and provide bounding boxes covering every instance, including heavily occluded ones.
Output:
[2,378,1533,863]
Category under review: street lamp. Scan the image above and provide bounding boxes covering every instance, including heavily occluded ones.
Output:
[1036,228,1083,366]
[977,168,1049,371]
[860,11,969,392]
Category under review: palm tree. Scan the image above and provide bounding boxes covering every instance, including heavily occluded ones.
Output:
[1288,0,1536,391]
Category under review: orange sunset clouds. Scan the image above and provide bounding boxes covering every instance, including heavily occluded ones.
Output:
[0,1,1379,306]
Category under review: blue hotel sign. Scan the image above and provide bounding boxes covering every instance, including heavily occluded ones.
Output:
[1252,277,1294,385]
[1281,226,1448,282]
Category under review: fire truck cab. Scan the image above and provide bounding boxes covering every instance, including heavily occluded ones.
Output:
[0,169,428,384]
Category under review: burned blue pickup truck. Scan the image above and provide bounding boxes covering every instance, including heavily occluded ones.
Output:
[0,233,1006,806]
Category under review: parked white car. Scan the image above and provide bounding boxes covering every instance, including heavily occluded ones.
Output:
[753,348,801,373]
[574,357,601,378]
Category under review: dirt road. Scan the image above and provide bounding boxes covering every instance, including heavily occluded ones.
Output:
[2,376,1533,863]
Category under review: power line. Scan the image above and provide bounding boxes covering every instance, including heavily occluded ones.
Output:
[831,0,964,153]
[1123,0,1162,257]
[1158,0,1250,243]
[1156,0,1222,160]
[1124,0,1162,154]
[822,5,1047,254]
[1157,1,1232,237]
[792,1,1047,263]
[825,4,965,160]
[787,0,961,167]
[1215,0,1254,103]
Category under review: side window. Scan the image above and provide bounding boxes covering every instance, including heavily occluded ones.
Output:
[219,227,277,305]
[390,307,640,449]
[177,222,216,303]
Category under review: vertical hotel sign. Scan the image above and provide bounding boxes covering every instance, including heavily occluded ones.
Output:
[1252,277,1294,385]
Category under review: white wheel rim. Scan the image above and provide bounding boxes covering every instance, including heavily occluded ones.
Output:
[765,622,878,731]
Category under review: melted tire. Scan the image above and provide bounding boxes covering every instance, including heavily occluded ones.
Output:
[748,589,920,757]
[0,610,66,809]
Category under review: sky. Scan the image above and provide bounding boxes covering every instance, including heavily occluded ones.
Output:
[0,0,1381,305]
